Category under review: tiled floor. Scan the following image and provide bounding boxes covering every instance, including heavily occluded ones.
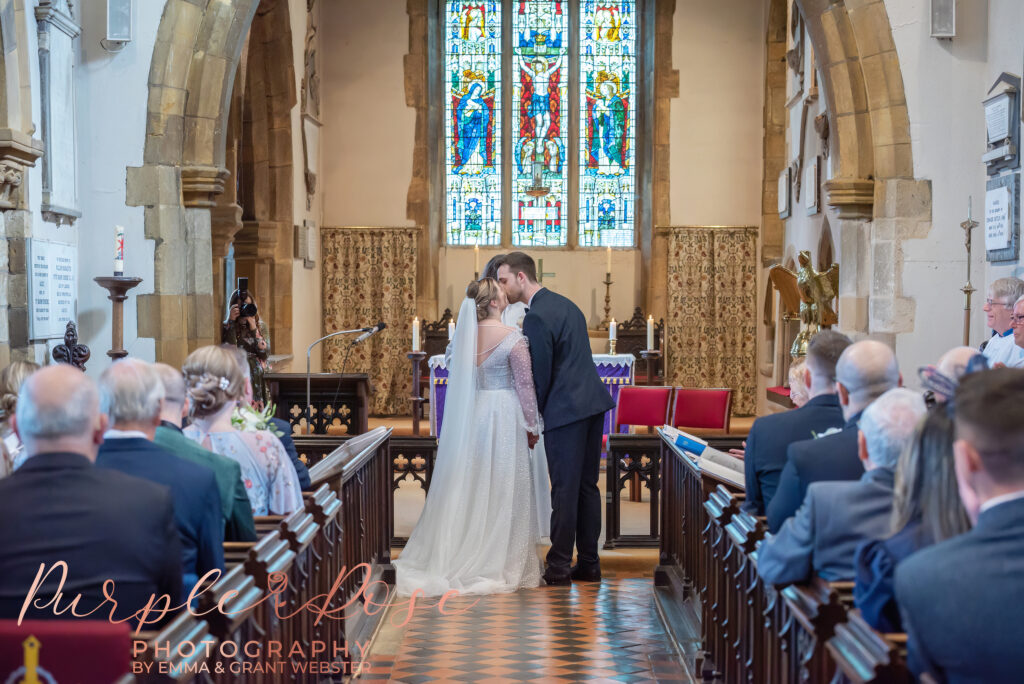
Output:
[356,578,693,683]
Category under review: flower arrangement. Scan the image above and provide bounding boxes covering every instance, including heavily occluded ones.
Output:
[231,402,285,438]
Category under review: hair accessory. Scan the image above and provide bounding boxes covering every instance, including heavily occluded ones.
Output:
[219,377,230,391]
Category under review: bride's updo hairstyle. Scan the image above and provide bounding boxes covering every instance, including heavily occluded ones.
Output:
[467,278,501,322]
[182,345,247,418]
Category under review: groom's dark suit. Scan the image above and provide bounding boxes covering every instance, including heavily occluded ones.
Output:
[523,288,615,579]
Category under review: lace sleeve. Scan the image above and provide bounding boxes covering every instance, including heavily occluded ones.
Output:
[510,336,543,436]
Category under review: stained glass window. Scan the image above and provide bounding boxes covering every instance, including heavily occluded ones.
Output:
[511,1,568,247]
[445,1,502,245]
[578,0,636,247]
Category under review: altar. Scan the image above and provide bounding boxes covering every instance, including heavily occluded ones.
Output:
[428,353,635,437]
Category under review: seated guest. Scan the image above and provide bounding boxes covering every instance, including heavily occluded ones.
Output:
[742,330,850,516]
[896,369,1024,682]
[787,357,810,408]
[0,360,39,477]
[221,346,311,490]
[980,277,1024,367]
[152,363,257,542]
[767,339,901,532]
[0,365,182,622]
[758,388,926,585]
[96,359,225,588]
[1011,295,1024,362]
[919,345,982,406]
[183,345,303,516]
[854,406,970,632]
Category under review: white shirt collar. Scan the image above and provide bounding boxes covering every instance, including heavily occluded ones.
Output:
[527,288,542,309]
[103,428,149,440]
[980,489,1024,514]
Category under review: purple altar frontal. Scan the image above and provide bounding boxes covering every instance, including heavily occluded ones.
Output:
[428,353,635,437]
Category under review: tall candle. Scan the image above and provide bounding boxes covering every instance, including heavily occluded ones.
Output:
[448,320,455,341]
[647,315,654,350]
[474,245,480,275]
[114,225,125,275]
[609,318,617,341]
[606,246,612,274]
[412,317,420,352]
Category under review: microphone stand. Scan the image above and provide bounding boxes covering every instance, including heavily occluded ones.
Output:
[306,328,369,434]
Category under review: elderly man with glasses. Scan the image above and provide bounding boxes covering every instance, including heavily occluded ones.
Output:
[981,277,1024,368]
[1010,296,1024,362]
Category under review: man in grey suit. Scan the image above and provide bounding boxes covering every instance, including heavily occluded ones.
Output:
[757,388,926,585]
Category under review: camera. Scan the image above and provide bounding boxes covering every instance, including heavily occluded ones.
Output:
[237,277,258,318]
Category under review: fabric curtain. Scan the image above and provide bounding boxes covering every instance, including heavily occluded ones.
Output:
[666,227,758,415]
[321,227,418,415]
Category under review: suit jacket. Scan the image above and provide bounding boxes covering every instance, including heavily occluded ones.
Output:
[155,423,257,542]
[854,519,931,633]
[270,417,311,490]
[96,437,224,582]
[765,412,865,532]
[895,497,1024,683]
[757,467,894,586]
[522,288,614,431]
[742,394,844,516]
[0,452,183,623]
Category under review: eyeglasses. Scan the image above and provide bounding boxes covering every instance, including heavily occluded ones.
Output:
[1011,315,1024,326]
[986,299,1010,308]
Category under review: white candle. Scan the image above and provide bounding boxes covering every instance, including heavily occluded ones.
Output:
[412,317,420,352]
[609,318,617,341]
[474,245,480,275]
[606,246,612,274]
[448,320,455,341]
[647,315,655,350]
[114,225,125,275]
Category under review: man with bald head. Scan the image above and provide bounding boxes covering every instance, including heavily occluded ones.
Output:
[767,339,901,532]
[153,363,256,542]
[96,359,224,588]
[0,365,183,622]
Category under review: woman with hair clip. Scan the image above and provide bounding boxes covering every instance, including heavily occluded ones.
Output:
[853,405,971,632]
[395,277,551,596]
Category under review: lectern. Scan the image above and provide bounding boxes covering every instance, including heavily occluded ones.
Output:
[265,372,370,435]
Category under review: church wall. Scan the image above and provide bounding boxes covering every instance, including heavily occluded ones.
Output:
[883,0,1024,375]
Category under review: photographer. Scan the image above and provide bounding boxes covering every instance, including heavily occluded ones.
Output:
[222,280,271,409]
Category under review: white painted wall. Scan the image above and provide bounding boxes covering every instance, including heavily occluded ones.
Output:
[885,0,1024,380]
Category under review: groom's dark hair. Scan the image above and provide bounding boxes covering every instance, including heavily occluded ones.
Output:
[498,252,538,283]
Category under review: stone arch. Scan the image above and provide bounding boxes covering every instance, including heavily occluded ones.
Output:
[795,0,929,339]
[131,0,259,366]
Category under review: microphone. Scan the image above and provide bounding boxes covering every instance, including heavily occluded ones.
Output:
[352,321,387,345]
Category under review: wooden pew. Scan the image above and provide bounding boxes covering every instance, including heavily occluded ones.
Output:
[134,613,217,683]
[195,564,265,684]
[827,610,911,683]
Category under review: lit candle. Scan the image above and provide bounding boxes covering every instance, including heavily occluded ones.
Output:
[114,225,125,276]
[448,320,455,341]
[474,245,480,275]
[647,315,654,350]
[609,318,617,341]
[606,246,612,274]
[412,317,420,352]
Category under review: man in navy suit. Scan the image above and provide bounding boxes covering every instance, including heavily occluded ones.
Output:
[497,253,615,584]
[96,359,224,589]
[0,365,182,624]
[767,339,900,532]
[742,330,850,516]
[757,388,925,585]
[896,369,1024,682]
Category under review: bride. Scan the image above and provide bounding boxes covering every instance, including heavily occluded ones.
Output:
[394,278,551,597]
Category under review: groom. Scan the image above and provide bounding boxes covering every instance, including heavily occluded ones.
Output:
[495,252,615,584]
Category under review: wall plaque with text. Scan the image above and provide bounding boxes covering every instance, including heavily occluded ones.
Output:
[28,239,77,340]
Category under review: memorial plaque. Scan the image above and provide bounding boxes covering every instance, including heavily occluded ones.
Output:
[28,239,76,340]
[985,172,1019,263]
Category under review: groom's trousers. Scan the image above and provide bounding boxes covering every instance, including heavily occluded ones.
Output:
[544,412,605,576]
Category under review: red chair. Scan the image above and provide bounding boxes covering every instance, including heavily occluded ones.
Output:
[0,619,131,683]
[612,386,674,503]
[671,387,733,434]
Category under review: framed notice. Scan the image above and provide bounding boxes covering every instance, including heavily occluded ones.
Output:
[28,239,77,340]
[778,167,791,219]
[805,156,820,215]
[985,172,1019,263]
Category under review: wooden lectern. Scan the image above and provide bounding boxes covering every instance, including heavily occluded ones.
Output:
[265,372,370,435]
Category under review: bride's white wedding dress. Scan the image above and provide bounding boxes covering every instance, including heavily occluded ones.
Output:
[395,298,550,597]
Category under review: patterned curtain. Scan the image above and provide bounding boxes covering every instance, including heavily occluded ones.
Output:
[666,227,758,415]
[321,227,418,415]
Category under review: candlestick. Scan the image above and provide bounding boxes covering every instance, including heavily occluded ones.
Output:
[474,245,480,275]
[448,320,455,341]
[606,246,612,273]
[94,276,143,360]
[646,315,655,350]
[114,225,125,276]
[599,272,613,329]
[961,196,978,346]
[407,351,427,436]
[412,317,420,352]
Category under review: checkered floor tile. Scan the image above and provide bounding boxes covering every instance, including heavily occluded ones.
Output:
[357,578,691,683]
